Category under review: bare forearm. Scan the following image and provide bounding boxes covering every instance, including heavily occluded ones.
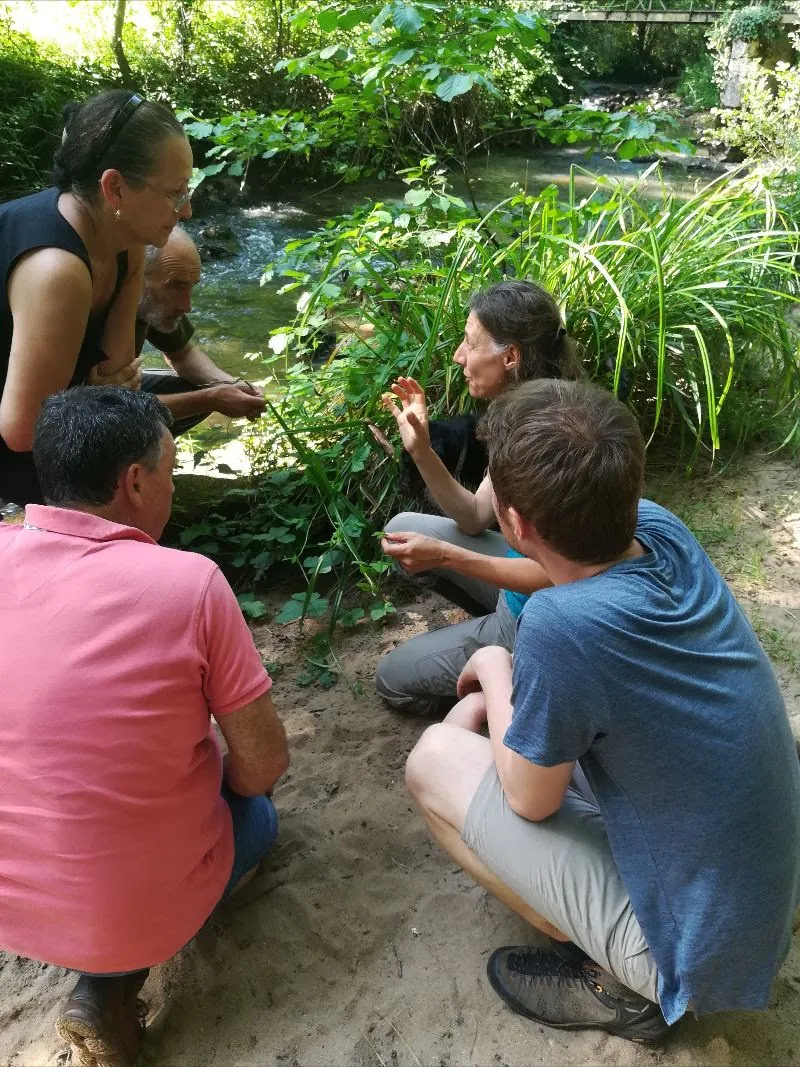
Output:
[409,445,486,533]
[223,744,288,798]
[440,542,550,594]
[157,387,216,419]
[475,650,574,822]
[166,345,236,386]
[476,655,516,775]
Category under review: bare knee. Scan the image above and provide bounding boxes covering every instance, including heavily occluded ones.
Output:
[405,723,451,807]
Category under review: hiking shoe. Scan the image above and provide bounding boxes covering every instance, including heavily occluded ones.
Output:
[56,974,143,1067]
[487,946,670,1045]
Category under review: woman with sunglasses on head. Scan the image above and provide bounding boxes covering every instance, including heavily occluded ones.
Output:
[377,280,582,716]
[0,90,193,508]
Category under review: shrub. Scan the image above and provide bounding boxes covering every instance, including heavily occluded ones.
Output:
[713,37,800,164]
[0,17,107,197]
[715,4,785,45]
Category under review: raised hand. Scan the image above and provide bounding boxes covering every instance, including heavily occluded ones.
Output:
[380,376,431,458]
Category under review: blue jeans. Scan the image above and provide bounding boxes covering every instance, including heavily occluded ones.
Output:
[221,783,279,896]
[84,784,278,977]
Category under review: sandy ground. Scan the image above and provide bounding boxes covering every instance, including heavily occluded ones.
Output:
[2,455,800,1067]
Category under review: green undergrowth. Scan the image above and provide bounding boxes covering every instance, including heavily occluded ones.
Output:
[173,162,800,644]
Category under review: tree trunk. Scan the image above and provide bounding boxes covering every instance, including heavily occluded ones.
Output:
[112,0,135,85]
[174,0,196,82]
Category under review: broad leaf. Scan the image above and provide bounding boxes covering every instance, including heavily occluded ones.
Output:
[184,121,215,139]
[269,332,290,354]
[404,188,432,206]
[317,9,339,32]
[392,3,424,34]
[389,48,416,66]
[435,73,476,102]
[237,594,268,620]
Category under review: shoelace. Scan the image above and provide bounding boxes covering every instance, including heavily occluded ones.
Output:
[507,950,609,995]
[506,950,583,982]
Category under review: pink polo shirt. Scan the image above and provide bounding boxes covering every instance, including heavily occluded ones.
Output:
[0,506,271,973]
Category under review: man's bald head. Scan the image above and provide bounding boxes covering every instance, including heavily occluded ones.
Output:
[144,226,201,277]
[140,227,202,333]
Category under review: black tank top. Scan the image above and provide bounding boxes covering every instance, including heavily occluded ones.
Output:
[0,187,129,504]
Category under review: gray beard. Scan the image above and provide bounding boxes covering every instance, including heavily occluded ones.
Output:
[138,293,182,334]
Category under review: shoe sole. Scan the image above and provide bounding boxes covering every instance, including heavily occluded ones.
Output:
[56,1011,135,1067]
[486,967,669,1045]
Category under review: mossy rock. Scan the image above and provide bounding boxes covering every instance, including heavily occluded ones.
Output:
[170,472,252,527]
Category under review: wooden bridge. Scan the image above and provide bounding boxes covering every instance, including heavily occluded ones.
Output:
[555,1,800,24]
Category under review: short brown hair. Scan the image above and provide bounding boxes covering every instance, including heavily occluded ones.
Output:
[469,280,582,382]
[480,380,645,564]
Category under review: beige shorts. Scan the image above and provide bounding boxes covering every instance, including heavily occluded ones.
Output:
[463,764,660,1004]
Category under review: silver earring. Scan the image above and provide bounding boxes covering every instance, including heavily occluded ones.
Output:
[114,208,121,223]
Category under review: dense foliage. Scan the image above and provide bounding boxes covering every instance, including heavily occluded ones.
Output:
[0,0,698,201]
[714,3,785,45]
[181,2,693,195]
[0,14,107,196]
[713,33,800,164]
[179,165,800,625]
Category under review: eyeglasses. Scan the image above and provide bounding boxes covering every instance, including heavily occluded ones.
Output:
[140,179,192,213]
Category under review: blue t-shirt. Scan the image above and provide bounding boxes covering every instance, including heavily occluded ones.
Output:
[507,500,800,1025]
[503,548,529,618]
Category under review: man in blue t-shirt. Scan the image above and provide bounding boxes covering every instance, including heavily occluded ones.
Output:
[405,379,800,1043]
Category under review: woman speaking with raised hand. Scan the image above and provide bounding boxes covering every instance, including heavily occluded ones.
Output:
[377,280,582,716]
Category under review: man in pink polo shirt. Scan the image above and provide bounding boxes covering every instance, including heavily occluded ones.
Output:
[0,387,289,1067]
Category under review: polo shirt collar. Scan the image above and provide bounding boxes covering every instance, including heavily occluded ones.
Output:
[24,505,156,545]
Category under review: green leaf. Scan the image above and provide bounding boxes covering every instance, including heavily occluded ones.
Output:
[317,9,339,32]
[276,592,329,625]
[338,8,369,30]
[265,525,295,544]
[339,607,366,627]
[515,11,540,31]
[228,161,244,177]
[269,332,290,355]
[388,48,416,66]
[394,212,411,229]
[369,600,397,622]
[404,188,432,206]
[179,520,213,545]
[625,118,657,140]
[184,121,215,139]
[275,596,304,624]
[435,73,476,102]
[237,594,268,620]
[616,139,640,160]
[319,44,339,60]
[392,3,424,34]
[306,593,330,618]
